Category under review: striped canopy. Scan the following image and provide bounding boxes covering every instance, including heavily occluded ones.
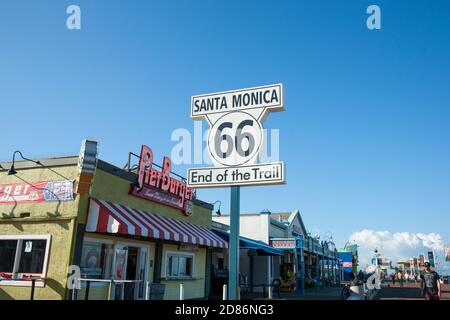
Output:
[86,198,228,248]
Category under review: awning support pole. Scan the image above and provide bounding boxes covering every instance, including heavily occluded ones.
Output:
[300,239,305,295]
[222,284,228,300]
[179,283,184,300]
[228,186,240,300]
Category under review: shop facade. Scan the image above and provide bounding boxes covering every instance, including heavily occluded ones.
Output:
[338,244,359,281]
[0,141,226,300]
[209,221,283,298]
[0,159,80,300]
[213,209,341,294]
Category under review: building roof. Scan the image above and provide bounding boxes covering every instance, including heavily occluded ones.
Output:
[0,155,213,210]
[217,210,309,237]
[0,156,79,170]
[271,209,308,236]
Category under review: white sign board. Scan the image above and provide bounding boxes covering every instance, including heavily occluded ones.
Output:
[188,162,285,188]
[191,84,283,120]
[188,84,285,188]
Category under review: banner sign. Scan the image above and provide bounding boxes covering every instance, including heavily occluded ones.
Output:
[342,262,352,268]
[178,243,199,252]
[0,180,74,204]
[130,184,193,215]
[131,145,193,216]
[270,238,296,249]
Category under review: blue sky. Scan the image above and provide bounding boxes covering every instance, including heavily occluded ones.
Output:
[1,1,449,269]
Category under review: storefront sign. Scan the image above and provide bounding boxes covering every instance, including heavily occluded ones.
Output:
[178,243,199,252]
[188,84,285,188]
[131,145,193,216]
[0,180,74,204]
[342,262,352,268]
[270,238,296,249]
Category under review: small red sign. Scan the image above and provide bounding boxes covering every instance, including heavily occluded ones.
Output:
[0,180,74,205]
[270,239,296,249]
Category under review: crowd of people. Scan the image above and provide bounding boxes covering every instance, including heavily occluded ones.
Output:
[387,262,443,300]
[389,271,420,286]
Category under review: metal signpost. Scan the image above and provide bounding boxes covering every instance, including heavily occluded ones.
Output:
[188,84,286,300]
[297,236,305,295]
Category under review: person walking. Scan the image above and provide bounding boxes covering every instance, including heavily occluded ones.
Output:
[391,273,396,286]
[420,262,441,300]
[398,272,404,287]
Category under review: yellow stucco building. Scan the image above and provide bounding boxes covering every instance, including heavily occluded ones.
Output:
[0,141,226,300]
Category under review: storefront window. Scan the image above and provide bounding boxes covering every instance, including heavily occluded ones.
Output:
[0,236,51,282]
[166,253,193,278]
[80,241,112,279]
[18,240,47,273]
[0,240,17,275]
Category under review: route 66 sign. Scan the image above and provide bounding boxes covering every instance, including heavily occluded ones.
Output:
[188,84,286,188]
[207,111,263,167]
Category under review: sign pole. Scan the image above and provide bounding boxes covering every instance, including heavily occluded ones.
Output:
[188,84,286,299]
[228,186,240,300]
[300,237,305,295]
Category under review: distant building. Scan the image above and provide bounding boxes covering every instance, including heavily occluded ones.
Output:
[338,244,358,281]
[212,209,341,293]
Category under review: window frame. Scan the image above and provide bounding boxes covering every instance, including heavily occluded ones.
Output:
[0,235,51,287]
[164,251,195,279]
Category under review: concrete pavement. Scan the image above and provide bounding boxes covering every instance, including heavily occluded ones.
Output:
[375,282,450,300]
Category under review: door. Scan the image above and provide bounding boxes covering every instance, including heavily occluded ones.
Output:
[113,244,149,300]
[136,248,148,300]
[113,244,128,300]
[124,247,138,300]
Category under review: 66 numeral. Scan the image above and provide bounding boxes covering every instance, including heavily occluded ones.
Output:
[214,120,256,159]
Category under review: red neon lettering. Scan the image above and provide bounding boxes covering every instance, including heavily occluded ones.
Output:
[161,156,171,192]
[149,169,158,187]
[137,145,153,188]
[134,145,194,214]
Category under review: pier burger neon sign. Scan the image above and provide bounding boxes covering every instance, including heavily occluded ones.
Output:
[130,145,194,216]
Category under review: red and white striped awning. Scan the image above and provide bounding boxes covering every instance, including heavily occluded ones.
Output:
[86,198,228,248]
